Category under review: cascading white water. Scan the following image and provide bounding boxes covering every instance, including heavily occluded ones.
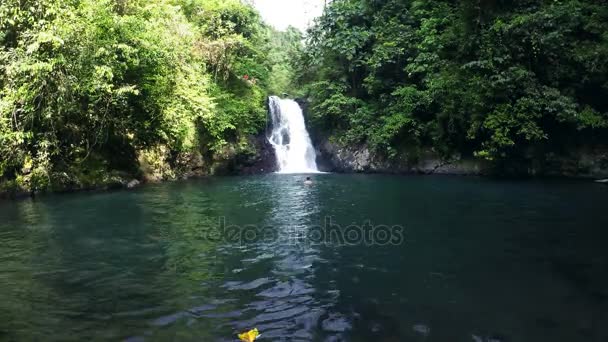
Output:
[267,96,319,173]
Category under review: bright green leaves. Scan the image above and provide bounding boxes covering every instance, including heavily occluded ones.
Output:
[0,0,276,191]
[477,103,541,160]
[578,107,608,129]
[266,26,304,96]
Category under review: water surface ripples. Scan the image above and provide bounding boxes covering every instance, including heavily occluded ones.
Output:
[1,175,608,341]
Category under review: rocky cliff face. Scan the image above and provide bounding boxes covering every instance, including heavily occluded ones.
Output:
[135,133,276,182]
[313,137,608,178]
[225,134,277,175]
[1,133,278,200]
[315,138,489,175]
[532,147,608,178]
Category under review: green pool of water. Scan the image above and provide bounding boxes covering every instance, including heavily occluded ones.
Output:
[1,174,607,341]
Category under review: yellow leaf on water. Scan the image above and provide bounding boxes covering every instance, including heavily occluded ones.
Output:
[237,328,260,342]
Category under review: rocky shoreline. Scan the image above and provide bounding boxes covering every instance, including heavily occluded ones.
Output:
[314,139,488,176]
[3,131,608,200]
[0,134,277,201]
[313,137,608,179]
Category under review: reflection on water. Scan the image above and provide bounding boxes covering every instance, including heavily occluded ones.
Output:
[1,175,608,341]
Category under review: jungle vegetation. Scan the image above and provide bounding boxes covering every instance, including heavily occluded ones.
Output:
[2,0,608,194]
[0,0,301,193]
[298,0,608,170]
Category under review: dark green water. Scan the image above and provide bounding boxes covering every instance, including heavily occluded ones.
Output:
[1,175,608,341]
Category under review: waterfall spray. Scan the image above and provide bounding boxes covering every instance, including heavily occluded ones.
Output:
[267,96,319,173]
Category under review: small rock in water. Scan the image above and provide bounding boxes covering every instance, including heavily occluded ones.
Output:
[413,324,430,336]
[471,334,484,342]
[487,335,506,342]
[126,179,140,189]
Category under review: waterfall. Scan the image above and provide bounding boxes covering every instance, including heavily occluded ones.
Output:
[267,96,319,173]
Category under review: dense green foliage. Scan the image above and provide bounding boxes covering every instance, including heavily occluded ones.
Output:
[0,0,299,193]
[300,0,608,167]
[3,0,607,193]
[266,26,304,96]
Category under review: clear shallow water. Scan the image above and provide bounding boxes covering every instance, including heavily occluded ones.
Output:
[1,175,608,341]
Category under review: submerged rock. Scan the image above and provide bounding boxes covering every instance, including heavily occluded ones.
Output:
[413,324,431,337]
[126,179,140,189]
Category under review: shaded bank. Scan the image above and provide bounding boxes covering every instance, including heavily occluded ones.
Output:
[1,133,277,200]
[313,136,608,179]
[298,99,608,179]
